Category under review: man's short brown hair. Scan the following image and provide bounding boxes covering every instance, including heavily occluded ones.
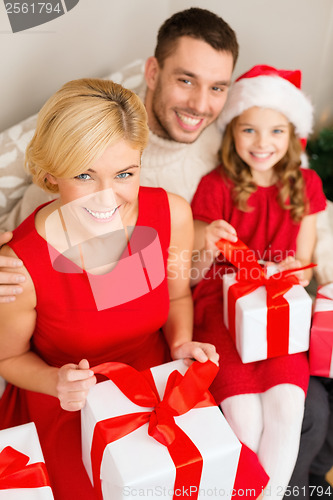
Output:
[154,7,239,68]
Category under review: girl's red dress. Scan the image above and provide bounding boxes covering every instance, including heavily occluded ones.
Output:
[0,185,269,498]
[191,167,327,405]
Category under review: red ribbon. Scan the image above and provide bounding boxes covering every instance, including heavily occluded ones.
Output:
[216,238,315,359]
[90,360,218,500]
[316,289,333,303]
[0,446,50,490]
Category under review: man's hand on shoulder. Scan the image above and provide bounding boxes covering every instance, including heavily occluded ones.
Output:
[0,232,25,302]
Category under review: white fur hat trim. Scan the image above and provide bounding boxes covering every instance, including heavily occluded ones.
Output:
[218,75,313,138]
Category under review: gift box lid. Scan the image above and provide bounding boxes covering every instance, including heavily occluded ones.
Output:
[0,423,44,464]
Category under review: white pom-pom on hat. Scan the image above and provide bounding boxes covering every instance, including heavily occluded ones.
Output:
[218,65,314,141]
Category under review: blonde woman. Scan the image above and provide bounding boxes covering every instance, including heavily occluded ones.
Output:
[0,78,218,499]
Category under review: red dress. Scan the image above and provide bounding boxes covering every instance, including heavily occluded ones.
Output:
[0,185,269,498]
[0,187,171,499]
[191,167,327,405]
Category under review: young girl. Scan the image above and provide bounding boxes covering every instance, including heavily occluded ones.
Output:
[0,78,218,499]
[191,65,327,498]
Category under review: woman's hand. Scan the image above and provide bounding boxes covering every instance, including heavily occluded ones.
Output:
[56,359,96,411]
[205,220,237,256]
[171,341,219,366]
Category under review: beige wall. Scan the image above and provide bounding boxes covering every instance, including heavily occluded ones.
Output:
[1,0,332,134]
[0,0,170,131]
[170,0,333,133]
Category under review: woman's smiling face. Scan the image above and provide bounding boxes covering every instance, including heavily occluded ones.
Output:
[46,140,142,240]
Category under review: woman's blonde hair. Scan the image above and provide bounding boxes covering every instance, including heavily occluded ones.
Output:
[26,78,149,193]
[220,117,307,222]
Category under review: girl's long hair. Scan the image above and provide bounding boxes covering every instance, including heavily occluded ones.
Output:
[220,117,307,222]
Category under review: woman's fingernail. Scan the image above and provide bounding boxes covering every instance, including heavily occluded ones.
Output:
[15,275,25,283]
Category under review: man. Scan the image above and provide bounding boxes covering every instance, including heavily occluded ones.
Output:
[0,7,237,301]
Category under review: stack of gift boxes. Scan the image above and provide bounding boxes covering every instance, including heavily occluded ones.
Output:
[219,237,333,376]
[0,361,245,500]
[1,239,332,499]
[219,238,333,369]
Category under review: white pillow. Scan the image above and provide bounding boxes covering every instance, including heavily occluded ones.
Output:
[0,114,37,218]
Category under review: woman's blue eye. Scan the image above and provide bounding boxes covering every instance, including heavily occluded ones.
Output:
[116,172,132,179]
[273,129,283,134]
[243,128,254,133]
[75,173,91,181]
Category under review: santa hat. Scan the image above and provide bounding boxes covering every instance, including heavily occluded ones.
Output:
[218,65,313,141]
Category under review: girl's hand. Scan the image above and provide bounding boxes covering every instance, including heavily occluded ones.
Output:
[56,358,96,411]
[276,257,309,287]
[171,341,219,366]
[205,220,237,256]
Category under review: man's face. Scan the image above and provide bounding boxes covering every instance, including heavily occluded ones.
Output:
[145,36,234,144]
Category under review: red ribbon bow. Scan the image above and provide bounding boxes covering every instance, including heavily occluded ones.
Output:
[90,360,218,500]
[217,238,315,358]
[0,446,50,490]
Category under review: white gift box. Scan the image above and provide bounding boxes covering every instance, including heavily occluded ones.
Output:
[81,360,241,500]
[223,272,312,363]
[0,422,54,499]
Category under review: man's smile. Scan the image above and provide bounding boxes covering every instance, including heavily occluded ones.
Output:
[175,110,203,129]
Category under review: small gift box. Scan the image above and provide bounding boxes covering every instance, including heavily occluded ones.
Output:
[81,360,242,500]
[223,272,312,363]
[309,283,333,377]
[0,422,54,499]
[217,238,312,364]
